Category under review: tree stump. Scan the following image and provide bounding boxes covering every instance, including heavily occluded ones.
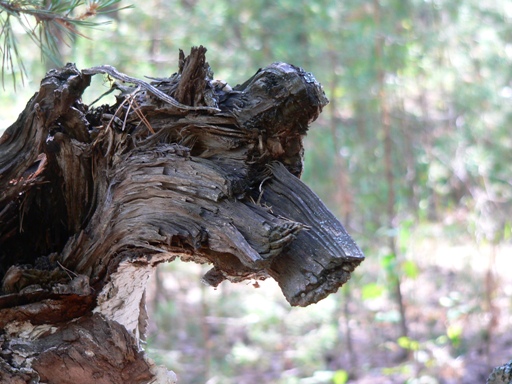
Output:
[0,46,364,383]
[487,360,512,384]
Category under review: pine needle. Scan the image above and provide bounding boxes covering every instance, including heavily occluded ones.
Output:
[0,0,133,88]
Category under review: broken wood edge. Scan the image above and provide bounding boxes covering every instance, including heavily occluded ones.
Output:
[264,162,365,306]
[0,313,177,384]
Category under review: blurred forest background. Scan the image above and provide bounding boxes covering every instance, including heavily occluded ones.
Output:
[1,0,512,383]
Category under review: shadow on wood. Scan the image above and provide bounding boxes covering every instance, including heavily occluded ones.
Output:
[0,46,364,383]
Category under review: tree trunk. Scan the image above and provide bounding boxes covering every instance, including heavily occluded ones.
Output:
[0,46,364,383]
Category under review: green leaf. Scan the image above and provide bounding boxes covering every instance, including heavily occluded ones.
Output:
[397,336,420,351]
[361,283,385,300]
[333,369,349,384]
[446,324,462,347]
[401,260,419,279]
[380,253,397,276]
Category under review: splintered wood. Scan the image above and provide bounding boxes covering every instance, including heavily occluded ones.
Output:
[0,46,363,383]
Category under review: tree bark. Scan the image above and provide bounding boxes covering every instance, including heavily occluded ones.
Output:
[487,360,512,384]
[0,46,364,383]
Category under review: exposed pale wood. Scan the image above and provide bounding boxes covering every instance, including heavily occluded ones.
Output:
[0,46,364,382]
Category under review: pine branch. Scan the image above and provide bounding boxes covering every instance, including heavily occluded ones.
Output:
[0,0,133,89]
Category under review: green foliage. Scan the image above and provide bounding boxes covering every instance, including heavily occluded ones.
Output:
[380,252,398,278]
[0,0,132,87]
[446,324,463,348]
[401,259,419,280]
[361,282,385,300]
[332,370,349,384]
[397,336,420,352]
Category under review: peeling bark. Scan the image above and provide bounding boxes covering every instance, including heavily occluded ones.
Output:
[0,46,364,382]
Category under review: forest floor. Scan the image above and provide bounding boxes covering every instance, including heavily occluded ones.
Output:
[145,221,512,384]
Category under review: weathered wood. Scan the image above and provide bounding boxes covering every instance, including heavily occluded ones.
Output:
[264,162,364,306]
[0,46,364,382]
[487,360,512,384]
[2,313,172,384]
